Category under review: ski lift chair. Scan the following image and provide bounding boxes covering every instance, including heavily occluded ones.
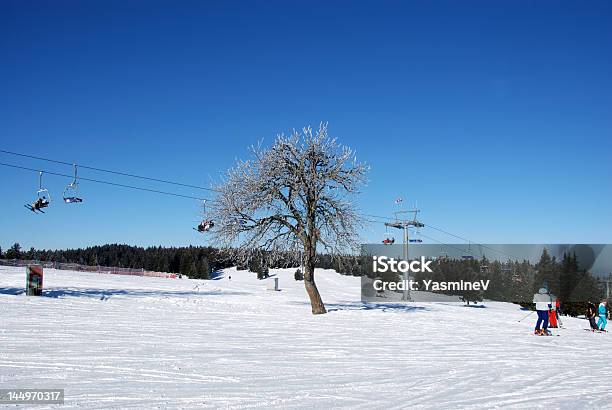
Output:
[25,172,51,213]
[63,165,83,203]
[382,236,395,245]
[63,183,83,203]
[194,200,214,233]
[382,225,395,245]
[36,171,51,207]
[197,219,214,233]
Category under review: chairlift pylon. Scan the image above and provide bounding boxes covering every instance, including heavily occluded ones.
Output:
[63,164,83,204]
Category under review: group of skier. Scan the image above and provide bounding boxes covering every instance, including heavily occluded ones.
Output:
[533,287,608,335]
[586,300,608,332]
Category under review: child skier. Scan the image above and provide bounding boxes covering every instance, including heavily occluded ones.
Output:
[533,287,552,335]
[597,300,608,331]
[586,302,598,331]
[548,294,558,328]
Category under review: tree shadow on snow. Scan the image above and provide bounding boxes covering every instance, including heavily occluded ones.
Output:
[0,287,250,299]
[0,287,25,296]
[291,301,429,313]
[463,304,487,309]
[210,270,278,280]
[422,302,488,309]
[210,270,225,280]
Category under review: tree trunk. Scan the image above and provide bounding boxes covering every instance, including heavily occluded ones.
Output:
[303,245,327,315]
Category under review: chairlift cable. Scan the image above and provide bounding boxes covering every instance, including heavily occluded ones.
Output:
[418,232,479,257]
[362,214,520,262]
[0,162,209,201]
[423,223,520,261]
[1,149,527,256]
[0,149,217,193]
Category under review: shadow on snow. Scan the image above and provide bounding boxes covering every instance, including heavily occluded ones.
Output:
[0,287,250,299]
[210,270,278,281]
[291,300,430,313]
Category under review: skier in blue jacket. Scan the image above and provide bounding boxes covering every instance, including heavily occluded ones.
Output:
[597,300,608,331]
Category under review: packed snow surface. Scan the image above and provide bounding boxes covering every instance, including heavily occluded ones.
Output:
[1,266,611,409]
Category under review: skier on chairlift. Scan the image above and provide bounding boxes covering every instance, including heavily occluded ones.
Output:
[382,237,395,245]
[32,196,50,211]
[197,220,214,233]
[26,194,50,213]
[26,171,51,213]
[195,200,214,233]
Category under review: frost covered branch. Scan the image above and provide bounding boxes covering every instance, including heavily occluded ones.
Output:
[209,123,367,314]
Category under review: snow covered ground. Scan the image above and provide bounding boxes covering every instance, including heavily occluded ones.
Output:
[1,265,611,409]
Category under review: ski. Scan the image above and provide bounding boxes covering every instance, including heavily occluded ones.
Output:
[24,204,44,213]
[25,204,45,213]
[533,330,559,337]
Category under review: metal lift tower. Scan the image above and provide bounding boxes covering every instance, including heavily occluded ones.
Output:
[385,207,424,301]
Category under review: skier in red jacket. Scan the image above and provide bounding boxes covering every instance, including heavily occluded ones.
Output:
[548,294,558,328]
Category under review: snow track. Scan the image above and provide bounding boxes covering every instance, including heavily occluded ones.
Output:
[1,266,611,409]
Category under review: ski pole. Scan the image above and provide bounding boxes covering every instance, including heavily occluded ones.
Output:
[518,310,535,322]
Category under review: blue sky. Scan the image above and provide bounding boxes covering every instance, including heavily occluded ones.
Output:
[0,0,610,251]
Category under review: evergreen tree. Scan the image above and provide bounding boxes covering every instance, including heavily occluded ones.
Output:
[199,257,211,280]
[5,243,22,259]
[534,248,560,295]
[560,252,580,302]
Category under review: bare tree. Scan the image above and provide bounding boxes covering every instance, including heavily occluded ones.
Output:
[210,123,367,314]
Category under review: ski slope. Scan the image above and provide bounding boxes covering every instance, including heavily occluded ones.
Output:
[1,265,611,409]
